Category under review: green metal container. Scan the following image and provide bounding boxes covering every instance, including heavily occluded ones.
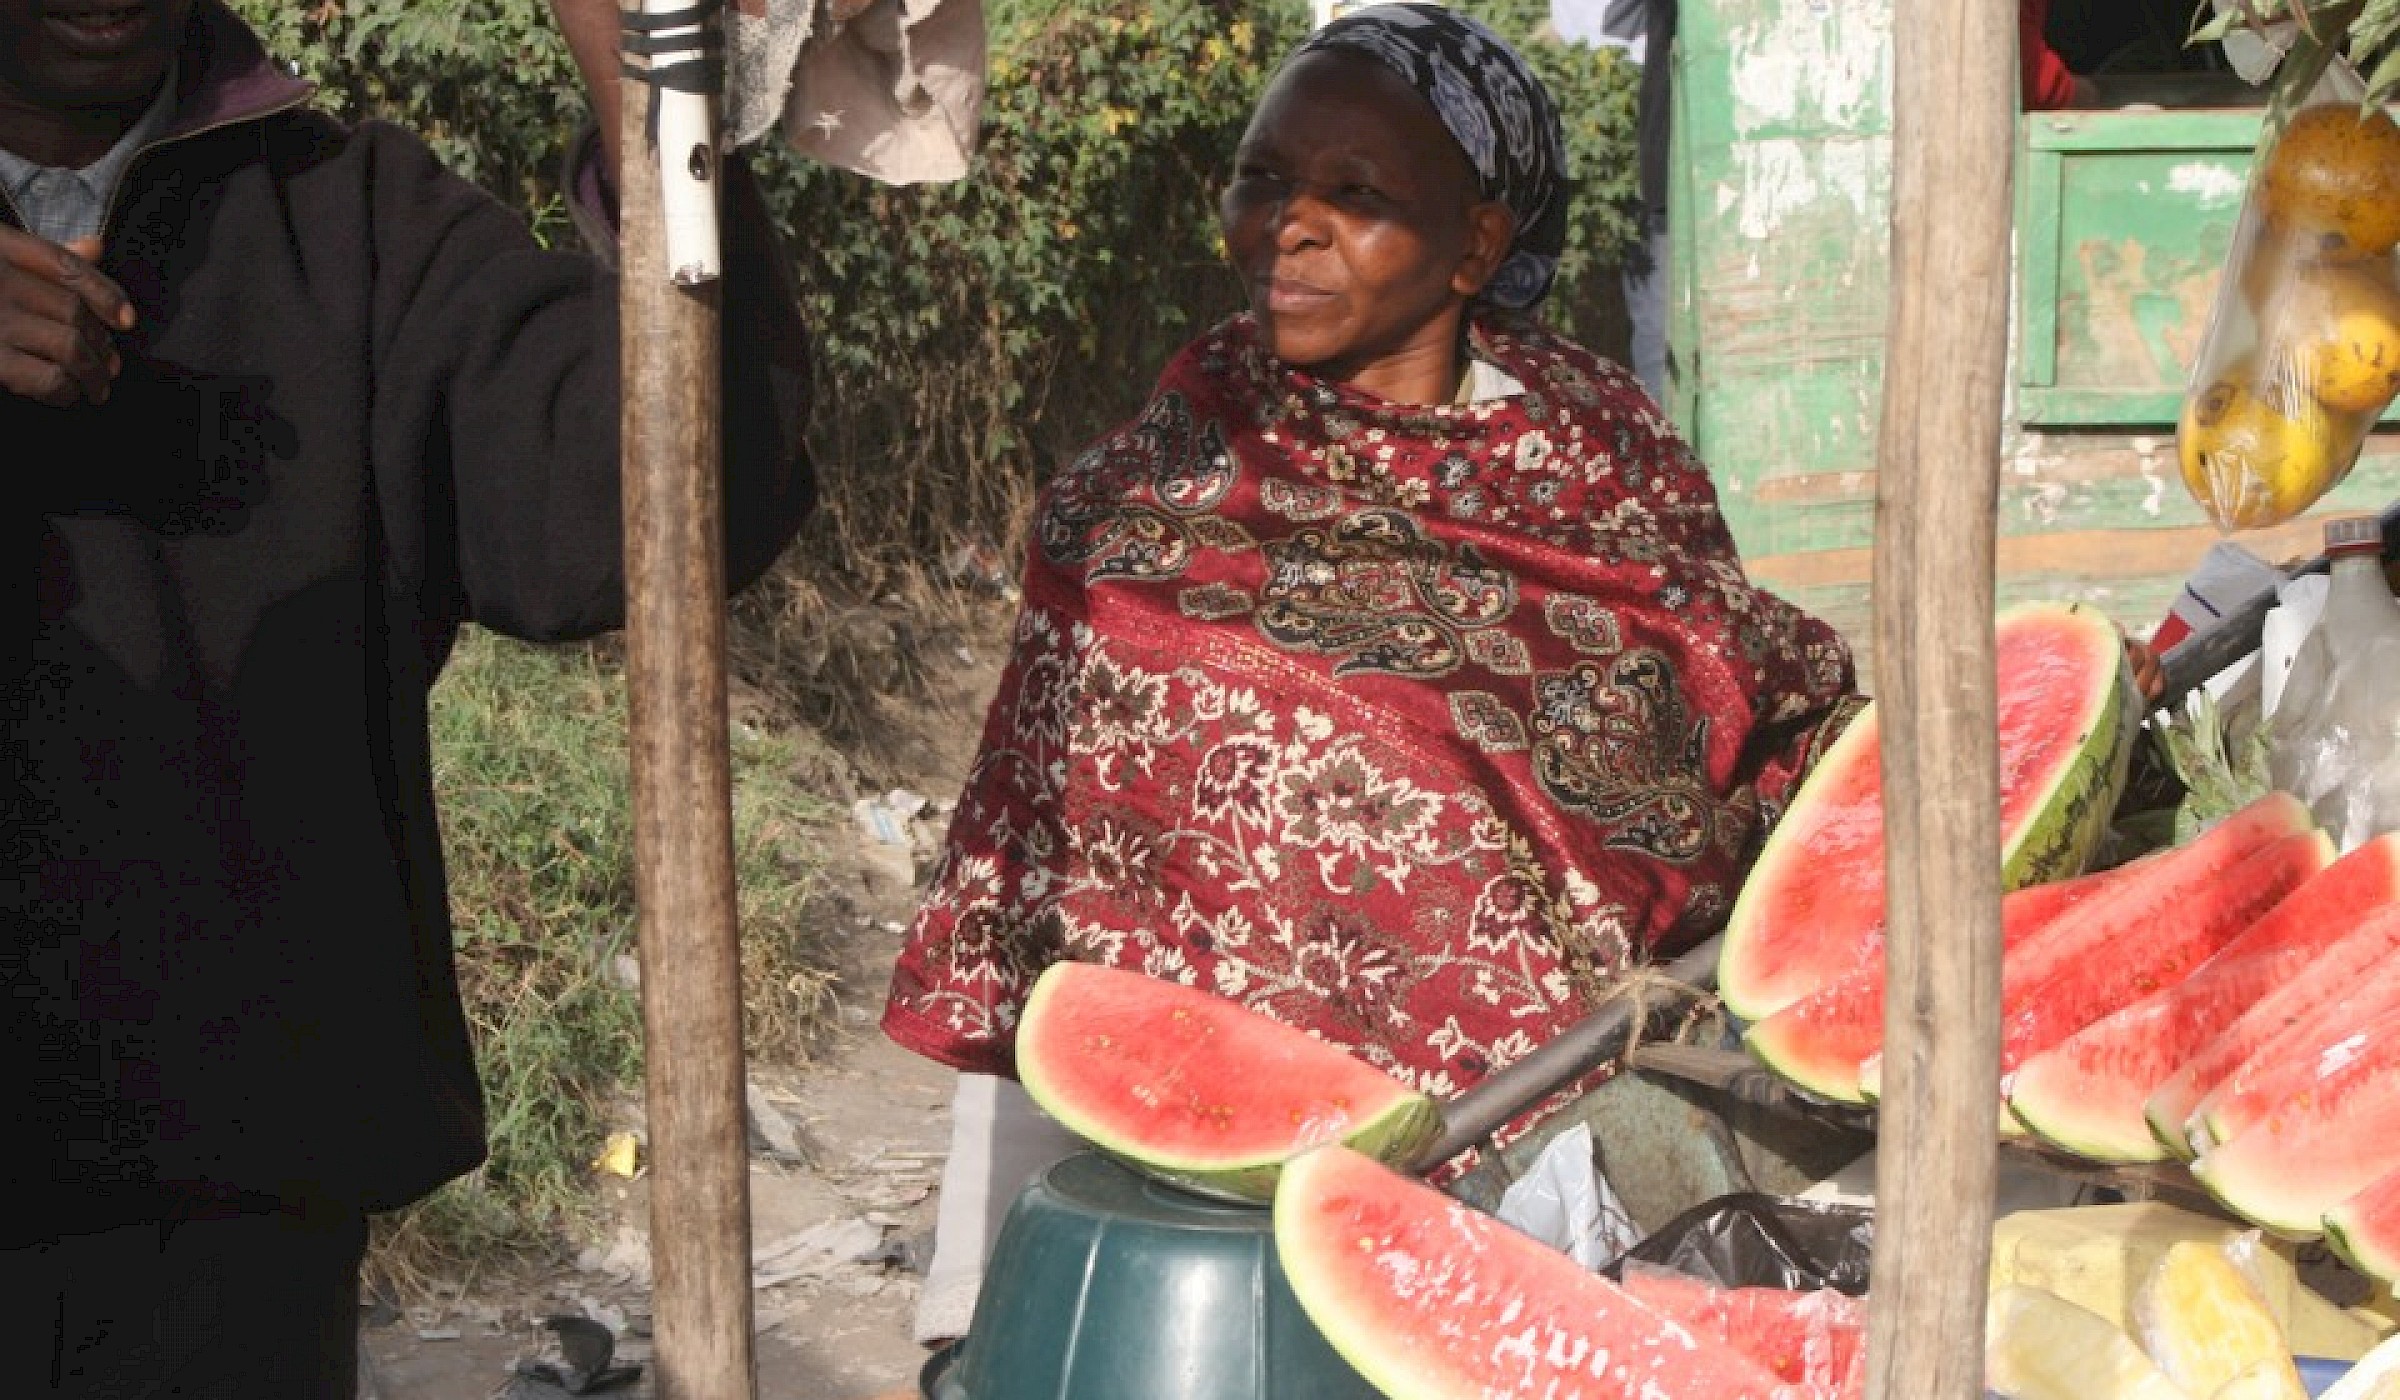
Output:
[919,1152,1379,1400]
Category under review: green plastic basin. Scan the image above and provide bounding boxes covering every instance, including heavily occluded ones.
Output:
[920,1151,1379,1400]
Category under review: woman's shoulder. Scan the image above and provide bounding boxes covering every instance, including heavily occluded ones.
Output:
[1477,316,1652,403]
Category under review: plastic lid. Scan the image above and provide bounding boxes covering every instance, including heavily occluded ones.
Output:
[2325,515,2384,554]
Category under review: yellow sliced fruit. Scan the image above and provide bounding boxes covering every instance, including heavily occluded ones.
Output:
[2135,1240,2297,1399]
[1987,1284,2192,1400]
[1989,1202,2386,1361]
[2208,1358,2309,1400]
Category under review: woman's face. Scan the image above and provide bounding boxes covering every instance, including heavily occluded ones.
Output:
[1220,51,1514,402]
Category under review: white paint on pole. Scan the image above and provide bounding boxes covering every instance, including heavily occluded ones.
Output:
[645,0,724,285]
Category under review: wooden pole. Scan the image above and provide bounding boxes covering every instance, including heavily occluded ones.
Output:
[619,2,755,1396]
[1865,0,2016,1393]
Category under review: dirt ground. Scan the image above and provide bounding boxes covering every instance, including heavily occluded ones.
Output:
[358,623,1006,1400]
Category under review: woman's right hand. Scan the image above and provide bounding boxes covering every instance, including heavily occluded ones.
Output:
[0,227,132,408]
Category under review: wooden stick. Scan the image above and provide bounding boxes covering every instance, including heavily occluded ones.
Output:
[1865,0,2015,1391]
[619,7,755,1397]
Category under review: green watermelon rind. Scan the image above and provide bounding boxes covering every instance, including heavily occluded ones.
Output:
[2008,1050,2175,1165]
[2190,1149,2336,1239]
[1742,984,1878,1105]
[2325,1186,2400,1289]
[1718,600,2139,1024]
[1015,966,1444,1205]
[2000,638,2141,891]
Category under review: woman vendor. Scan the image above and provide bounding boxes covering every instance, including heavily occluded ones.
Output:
[882,2,1869,1343]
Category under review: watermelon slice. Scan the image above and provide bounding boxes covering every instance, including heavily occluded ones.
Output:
[2190,1029,2400,1236]
[1855,794,2319,1102]
[2325,1164,2400,1291]
[1994,830,2331,1079]
[1616,1267,1865,1394]
[2011,834,2400,1163]
[1014,963,1441,1203]
[1743,862,2136,1103]
[1274,1145,1808,1400]
[1717,601,2139,1022]
[2190,994,2400,1156]
[2146,904,2400,1157]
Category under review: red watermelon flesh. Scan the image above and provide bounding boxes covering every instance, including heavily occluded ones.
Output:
[2191,992,2400,1156]
[1616,1267,1865,1395]
[2190,1027,2400,1236]
[2146,903,2400,1157]
[2009,945,2317,1162]
[1717,602,2137,1022]
[1274,1146,1811,1400]
[2325,1162,2400,1288]
[2011,834,2400,1163]
[1994,830,2331,1081]
[1855,793,2318,1102]
[1743,862,2137,1104]
[1014,963,1441,1203]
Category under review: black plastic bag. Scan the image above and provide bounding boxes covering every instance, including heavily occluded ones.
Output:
[1601,1191,1875,1297]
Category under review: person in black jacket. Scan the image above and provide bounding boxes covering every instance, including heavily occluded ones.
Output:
[0,2,815,1394]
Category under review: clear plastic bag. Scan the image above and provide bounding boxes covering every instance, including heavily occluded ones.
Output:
[2266,517,2400,850]
[2179,63,2400,532]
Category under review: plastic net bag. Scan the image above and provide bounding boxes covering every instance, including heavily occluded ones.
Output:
[2179,63,2400,532]
[1615,1260,1867,1394]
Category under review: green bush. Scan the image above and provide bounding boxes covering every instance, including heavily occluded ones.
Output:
[228,0,1643,569]
[388,629,838,1260]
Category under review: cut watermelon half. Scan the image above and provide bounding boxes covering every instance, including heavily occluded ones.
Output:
[1717,601,2139,1022]
[2011,834,2400,1163]
[2191,1035,2400,1236]
[1743,862,2134,1104]
[1015,963,1441,1203]
[1274,1146,1808,1400]
[2146,904,2400,1158]
[1855,794,2318,1104]
[2325,1164,2400,1290]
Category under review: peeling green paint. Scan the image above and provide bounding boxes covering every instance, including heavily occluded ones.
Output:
[1670,6,2393,659]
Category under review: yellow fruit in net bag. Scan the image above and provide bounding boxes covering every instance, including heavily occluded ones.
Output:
[2312,284,2400,413]
[2263,260,2400,415]
[2133,1240,2303,1399]
[2263,104,2400,260]
[2179,372,2348,529]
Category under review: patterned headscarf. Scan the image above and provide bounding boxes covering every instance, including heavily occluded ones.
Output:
[1290,3,1570,310]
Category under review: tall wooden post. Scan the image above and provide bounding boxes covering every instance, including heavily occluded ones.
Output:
[619,0,755,1395]
[1866,0,2016,1393]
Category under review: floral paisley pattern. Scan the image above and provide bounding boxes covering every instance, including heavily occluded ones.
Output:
[883,314,1862,1173]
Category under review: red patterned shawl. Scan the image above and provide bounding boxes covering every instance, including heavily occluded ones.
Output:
[884,315,1861,1137]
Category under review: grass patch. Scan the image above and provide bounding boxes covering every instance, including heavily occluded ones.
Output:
[371,628,842,1283]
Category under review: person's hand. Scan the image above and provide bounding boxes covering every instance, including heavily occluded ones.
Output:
[0,229,133,408]
[2125,636,2165,704]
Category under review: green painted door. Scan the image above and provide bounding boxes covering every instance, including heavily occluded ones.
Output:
[1667,6,2400,668]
